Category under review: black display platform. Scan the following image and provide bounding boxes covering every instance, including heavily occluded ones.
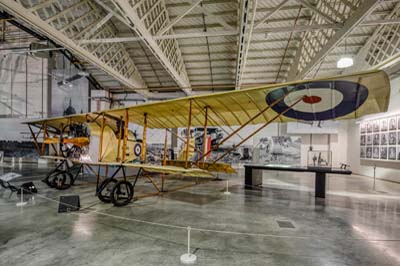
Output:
[58,195,80,213]
[244,164,352,198]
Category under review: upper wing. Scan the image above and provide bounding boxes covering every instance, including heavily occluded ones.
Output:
[26,70,390,129]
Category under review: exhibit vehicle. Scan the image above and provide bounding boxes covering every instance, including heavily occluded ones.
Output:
[25,70,390,206]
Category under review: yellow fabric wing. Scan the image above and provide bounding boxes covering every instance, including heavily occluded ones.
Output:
[41,156,213,178]
[26,70,390,129]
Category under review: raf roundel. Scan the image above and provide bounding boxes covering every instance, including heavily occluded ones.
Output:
[134,143,142,157]
[265,80,369,121]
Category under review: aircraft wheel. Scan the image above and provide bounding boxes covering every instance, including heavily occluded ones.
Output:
[97,178,118,203]
[111,181,133,207]
[51,172,73,190]
[44,170,63,188]
[0,179,9,189]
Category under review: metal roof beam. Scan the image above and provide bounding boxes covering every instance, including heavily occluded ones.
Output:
[297,0,337,24]
[83,13,113,39]
[80,17,400,45]
[158,0,203,36]
[292,0,381,80]
[235,0,257,89]
[344,2,400,73]
[79,24,339,44]
[254,0,287,29]
[197,4,236,30]
[109,0,192,95]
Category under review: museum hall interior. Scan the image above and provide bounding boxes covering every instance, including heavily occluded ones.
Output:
[1,0,400,265]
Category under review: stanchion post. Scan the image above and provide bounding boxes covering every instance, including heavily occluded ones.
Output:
[180,226,197,264]
[223,180,231,195]
[16,187,27,207]
[373,165,376,190]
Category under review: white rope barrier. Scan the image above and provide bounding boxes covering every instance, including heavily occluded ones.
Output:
[29,191,400,242]
[5,186,400,264]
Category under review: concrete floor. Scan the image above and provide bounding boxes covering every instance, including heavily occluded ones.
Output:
[1,164,400,266]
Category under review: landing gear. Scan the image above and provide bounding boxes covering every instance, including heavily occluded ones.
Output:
[97,178,118,203]
[96,166,142,207]
[43,160,82,190]
[49,170,73,190]
[111,181,134,207]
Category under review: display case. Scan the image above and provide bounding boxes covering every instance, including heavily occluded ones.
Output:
[307,150,332,167]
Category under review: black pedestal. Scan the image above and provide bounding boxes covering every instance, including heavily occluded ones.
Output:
[244,166,253,188]
[315,172,326,198]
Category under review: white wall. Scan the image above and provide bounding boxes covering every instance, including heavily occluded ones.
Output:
[347,76,400,182]
[0,54,48,118]
[280,121,349,166]
[0,119,39,141]
[91,90,110,112]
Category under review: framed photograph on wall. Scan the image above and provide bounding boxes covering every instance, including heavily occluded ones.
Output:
[380,133,388,145]
[389,117,397,130]
[367,122,373,133]
[389,132,397,145]
[373,120,379,132]
[380,147,388,159]
[366,146,372,158]
[389,147,396,160]
[365,134,379,145]
[381,119,388,131]
[360,135,366,145]
[360,123,366,134]
[373,133,380,145]
[360,147,366,158]
[373,147,379,159]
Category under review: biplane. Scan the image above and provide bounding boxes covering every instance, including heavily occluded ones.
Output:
[25,70,390,206]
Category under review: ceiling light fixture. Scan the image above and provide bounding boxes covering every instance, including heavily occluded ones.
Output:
[337,38,353,69]
[337,57,354,68]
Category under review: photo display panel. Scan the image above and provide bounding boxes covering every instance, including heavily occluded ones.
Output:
[360,116,400,161]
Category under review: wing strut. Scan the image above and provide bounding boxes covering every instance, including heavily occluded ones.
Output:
[28,124,41,154]
[185,100,193,168]
[210,95,305,164]
[162,129,168,166]
[162,128,168,192]
[122,110,129,161]
[201,106,208,163]
[142,113,148,162]
[99,114,105,162]
[116,116,123,161]
[166,128,202,155]
[41,121,47,155]
[196,92,289,163]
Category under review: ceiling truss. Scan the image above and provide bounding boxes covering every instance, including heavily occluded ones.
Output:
[0,0,150,97]
[108,0,192,95]
[289,0,381,80]
[2,0,400,96]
